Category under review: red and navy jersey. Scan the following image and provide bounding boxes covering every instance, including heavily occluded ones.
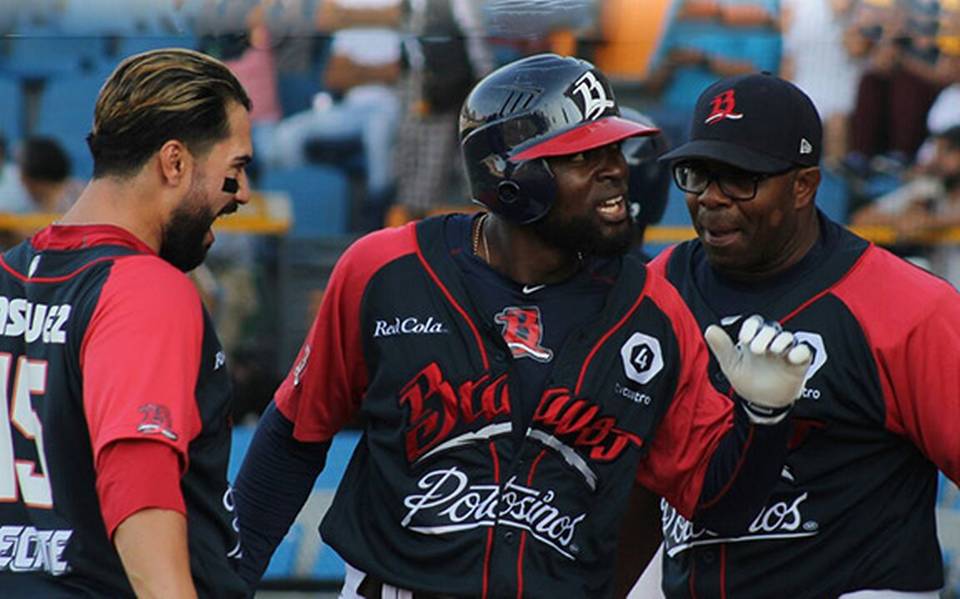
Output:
[276,215,746,598]
[0,225,245,598]
[651,215,960,598]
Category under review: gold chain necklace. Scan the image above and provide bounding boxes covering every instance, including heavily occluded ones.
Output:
[472,213,490,263]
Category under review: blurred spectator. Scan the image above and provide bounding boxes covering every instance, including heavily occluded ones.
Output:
[843,0,946,175]
[222,1,283,180]
[781,0,863,163]
[590,0,669,82]
[265,0,402,231]
[851,124,960,286]
[392,0,493,220]
[0,133,30,214]
[18,136,83,213]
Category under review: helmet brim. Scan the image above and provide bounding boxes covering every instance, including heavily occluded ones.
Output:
[511,116,659,161]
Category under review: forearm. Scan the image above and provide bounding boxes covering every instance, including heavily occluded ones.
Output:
[693,403,791,534]
[235,402,329,589]
[114,509,197,599]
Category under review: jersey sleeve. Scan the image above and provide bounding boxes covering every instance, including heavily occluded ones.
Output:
[80,255,204,469]
[274,224,418,442]
[634,270,734,519]
[836,251,960,482]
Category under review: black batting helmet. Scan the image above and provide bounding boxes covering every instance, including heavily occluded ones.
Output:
[459,53,659,224]
[619,107,671,230]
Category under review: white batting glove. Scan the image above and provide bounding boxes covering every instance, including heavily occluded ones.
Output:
[705,315,813,424]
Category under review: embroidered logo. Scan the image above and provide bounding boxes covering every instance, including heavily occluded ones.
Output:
[495,306,553,362]
[137,403,178,440]
[569,71,615,120]
[704,89,744,125]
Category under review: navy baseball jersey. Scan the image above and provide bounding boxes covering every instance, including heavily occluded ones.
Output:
[0,225,246,597]
[650,214,960,598]
[270,214,790,598]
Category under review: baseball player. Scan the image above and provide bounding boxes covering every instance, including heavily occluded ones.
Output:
[0,49,253,597]
[648,72,960,598]
[235,54,812,598]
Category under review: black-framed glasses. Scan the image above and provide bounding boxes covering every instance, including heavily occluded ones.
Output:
[672,161,791,201]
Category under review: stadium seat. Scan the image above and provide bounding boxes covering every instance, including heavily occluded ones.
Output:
[259,165,350,238]
[817,169,851,224]
[34,74,103,179]
[278,73,321,117]
[116,34,198,57]
[1,36,104,78]
[0,77,22,141]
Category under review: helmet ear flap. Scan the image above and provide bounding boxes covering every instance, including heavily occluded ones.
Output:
[508,158,557,224]
[497,180,521,204]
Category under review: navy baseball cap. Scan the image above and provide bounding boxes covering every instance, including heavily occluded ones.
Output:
[660,73,822,173]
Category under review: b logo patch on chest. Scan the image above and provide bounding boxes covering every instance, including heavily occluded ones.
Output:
[494,306,554,363]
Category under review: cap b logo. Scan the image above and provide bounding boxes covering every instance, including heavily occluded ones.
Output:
[570,71,615,120]
[800,138,813,155]
[705,89,743,125]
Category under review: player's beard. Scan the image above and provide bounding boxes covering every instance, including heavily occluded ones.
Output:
[531,209,633,258]
[159,181,218,273]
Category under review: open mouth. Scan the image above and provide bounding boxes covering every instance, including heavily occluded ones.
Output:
[218,202,239,218]
[701,226,741,247]
[596,195,626,223]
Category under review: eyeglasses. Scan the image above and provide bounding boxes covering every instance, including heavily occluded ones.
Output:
[672,162,792,201]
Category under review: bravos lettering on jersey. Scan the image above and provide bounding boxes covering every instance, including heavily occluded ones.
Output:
[373,316,447,338]
[402,466,586,560]
[399,363,642,464]
[0,297,71,344]
[399,362,511,462]
[534,388,643,462]
[661,492,818,558]
[0,525,73,575]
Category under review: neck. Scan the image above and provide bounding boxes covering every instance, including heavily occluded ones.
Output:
[59,177,164,253]
[481,213,582,285]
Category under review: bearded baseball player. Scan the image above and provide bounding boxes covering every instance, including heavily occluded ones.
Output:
[0,49,253,597]
[644,72,960,598]
[235,54,813,598]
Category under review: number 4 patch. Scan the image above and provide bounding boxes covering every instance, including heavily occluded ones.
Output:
[620,332,664,385]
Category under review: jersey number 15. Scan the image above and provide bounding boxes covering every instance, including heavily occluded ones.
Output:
[0,354,52,508]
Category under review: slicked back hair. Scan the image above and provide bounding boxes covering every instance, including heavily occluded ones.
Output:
[87,48,251,179]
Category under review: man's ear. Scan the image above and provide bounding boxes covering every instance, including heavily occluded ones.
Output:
[794,167,821,209]
[157,140,191,187]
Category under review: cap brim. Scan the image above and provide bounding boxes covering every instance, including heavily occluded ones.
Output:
[511,116,659,161]
[659,139,793,173]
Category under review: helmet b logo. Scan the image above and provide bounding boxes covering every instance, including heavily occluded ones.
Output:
[704,89,743,125]
[571,71,615,120]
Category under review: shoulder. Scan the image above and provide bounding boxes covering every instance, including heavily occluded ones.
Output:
[647,243,684,277]
[97,254,202,318]
[336,222,419,280]
[833,244,959,339]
